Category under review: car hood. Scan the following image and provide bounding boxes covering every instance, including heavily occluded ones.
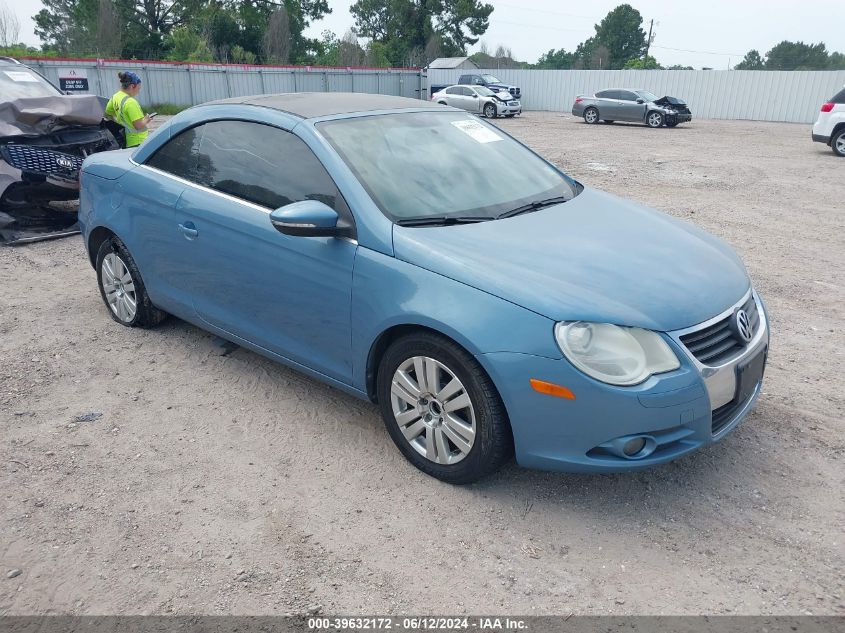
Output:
[392,187,750,332]
[0,95,107,138]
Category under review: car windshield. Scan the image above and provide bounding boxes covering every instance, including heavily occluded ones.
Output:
[474,86,495,96]
[481,74,501,83]
[635,90,659,102]
[317,111,579,222]
[0,67,62,99]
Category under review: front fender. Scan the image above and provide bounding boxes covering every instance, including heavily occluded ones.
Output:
[351,247,560,393]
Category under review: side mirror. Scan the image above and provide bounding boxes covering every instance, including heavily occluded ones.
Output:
[636,98,645,104]
[269,200,353,238]
[471,93,478,98]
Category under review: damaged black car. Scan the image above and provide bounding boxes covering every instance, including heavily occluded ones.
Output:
[0,57,118,243]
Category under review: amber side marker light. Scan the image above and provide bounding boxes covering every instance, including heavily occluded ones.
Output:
[530,379,576,400]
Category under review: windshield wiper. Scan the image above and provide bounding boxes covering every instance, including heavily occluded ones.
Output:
[395,216,491,227]
[496,196,570,219]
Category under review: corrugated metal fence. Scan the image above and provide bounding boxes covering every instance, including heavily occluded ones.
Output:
[23,58,425,108]
[428,68,845,124]
[21,58,845,123]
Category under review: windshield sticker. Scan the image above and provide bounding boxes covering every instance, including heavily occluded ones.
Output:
[4,71,40,83]
[451,119,504,143]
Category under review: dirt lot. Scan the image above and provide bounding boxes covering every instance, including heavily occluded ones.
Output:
[1,113,843,616]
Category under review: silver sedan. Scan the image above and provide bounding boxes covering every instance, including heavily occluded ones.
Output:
[432,85,522,118]
[572,89,692,128]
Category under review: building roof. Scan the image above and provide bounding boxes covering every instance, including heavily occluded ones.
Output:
[427,57,479,69]
[208,92,443,119]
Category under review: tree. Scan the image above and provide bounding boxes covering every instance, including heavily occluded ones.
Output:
[350,0,492,66]
[534,48,574,70]
[262,6,290,63]
[96,0,122,56]
[623,54,661,69]
[431,0,493,57]
[829,51,845,70]
[338,29,364,66]
[590,4,647,69]
[765,40,829,70]
[0,1,21,47]
[734,49,765,70]
[164,25,212,60]
[665,64,693,70]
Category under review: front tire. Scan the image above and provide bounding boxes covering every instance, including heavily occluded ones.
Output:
[484,103,497,118]
[96,237,167,328]
[376,332,512,484]
[583,107,599,124]
[832,128,845,157]
[646,111,664,128]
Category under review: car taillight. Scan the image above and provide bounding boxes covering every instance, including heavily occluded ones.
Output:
[821,102,834,112]
[574,97,583,103]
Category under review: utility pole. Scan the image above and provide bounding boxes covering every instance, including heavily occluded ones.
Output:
[644,19,654,59]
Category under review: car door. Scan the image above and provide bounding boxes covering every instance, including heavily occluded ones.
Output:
[617,90,647,122]
[593,90,620,119]
[170,119,358,383]
[461,86,481,112]
[442,87,464,109]
[119,126,207,317]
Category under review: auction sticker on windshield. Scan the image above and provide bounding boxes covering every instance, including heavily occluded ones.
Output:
[4,71,40,82]
[451,119,503,143]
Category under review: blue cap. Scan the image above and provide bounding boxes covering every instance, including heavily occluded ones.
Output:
[122,71,142,85]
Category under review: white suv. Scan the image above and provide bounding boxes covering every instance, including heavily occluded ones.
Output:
[812,86,845,157]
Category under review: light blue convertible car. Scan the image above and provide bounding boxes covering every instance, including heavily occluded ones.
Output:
[79,93,769,483]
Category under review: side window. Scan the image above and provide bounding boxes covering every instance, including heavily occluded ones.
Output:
[473,76,484,85]
[145,126,203,182]
[831,88,845,104]
[444,87,457,94]
[460,86,474,96]
[619,91,638,101]
[595,90,610,98]
[195,120,347,214]
[458,75,468,84]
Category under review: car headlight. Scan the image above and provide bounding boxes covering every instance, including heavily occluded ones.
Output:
[555,322,680,386]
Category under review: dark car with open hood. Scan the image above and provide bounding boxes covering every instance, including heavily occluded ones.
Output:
[0,57,118,242]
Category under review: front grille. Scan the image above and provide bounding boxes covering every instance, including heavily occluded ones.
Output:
[679,295,759,365]
[508,100,519,106]
[1,144,83,175]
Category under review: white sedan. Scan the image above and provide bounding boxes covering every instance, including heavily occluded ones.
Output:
[431,85,522,119]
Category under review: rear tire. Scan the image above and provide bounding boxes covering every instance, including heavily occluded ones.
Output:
[96,237,167,328]
[376,332,513,484]
[832,128,845,157]
[583,107,599,124]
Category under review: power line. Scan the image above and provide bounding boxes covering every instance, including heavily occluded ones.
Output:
[493,2,600,21]
[651,44,746,57]
[491,19,593,34]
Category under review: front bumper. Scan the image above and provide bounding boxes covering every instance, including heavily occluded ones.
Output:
[666,111,692,124]
[479,290,768,473]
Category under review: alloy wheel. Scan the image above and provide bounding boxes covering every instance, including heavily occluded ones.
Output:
[648,112,663,127]
[101,252,137,323]
[390,356,476,465]
[836,134,845,156]
[585,108,598,123]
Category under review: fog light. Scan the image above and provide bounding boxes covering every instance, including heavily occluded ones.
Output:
[622,437,647,457]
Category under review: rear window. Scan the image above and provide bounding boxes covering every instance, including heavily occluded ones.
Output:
[831,88,845,104]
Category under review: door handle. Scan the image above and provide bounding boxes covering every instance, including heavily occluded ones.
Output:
[178,222,198,239]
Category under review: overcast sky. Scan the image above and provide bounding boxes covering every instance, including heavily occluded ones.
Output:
[7,0,845,68]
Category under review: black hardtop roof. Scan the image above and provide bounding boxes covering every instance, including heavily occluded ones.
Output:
[208,92,444,119]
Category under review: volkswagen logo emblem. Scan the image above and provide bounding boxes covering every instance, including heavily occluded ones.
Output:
[56,156,75,169]
[734,309,753,344]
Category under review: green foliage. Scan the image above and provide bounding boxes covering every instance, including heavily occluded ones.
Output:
[734,42,843,70]
[589,4,647,69]
[164,26,213,61]
[623,54,661,70]
[0,44,54,57]
[350,0,492,67]
[533,48,574,70]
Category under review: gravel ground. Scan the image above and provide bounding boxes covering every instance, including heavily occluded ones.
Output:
[0,113,843,616]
